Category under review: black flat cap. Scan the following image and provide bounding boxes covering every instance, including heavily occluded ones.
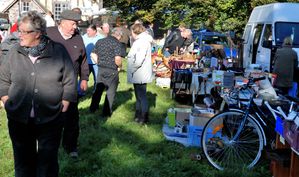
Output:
[60,10,81,21]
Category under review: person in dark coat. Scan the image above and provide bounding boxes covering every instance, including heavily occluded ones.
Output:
[46,9,89,158]
[89,28,123,117]
[162,24,186,57]
[0,11,76,177]
[273,36,298,94]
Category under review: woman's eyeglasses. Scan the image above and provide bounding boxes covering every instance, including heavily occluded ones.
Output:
[18,30,36,35]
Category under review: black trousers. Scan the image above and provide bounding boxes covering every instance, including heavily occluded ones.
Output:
[133,83,148,114]
[8,116,64,177]
[90,75,119,116]
[62,102,79,153]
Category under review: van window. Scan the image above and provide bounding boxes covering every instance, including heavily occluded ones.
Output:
[243,25,251,43]
[275,22,299,47]
[262,24,272,42]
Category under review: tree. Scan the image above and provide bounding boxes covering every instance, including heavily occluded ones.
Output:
[107,0,299,36]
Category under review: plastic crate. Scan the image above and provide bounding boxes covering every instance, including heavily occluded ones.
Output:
[187,125,203,147]
[187,125,214,147]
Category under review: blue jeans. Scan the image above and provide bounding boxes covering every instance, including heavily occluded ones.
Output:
[133,83,148,113]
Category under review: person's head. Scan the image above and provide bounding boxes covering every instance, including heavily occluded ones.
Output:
[59,10,81,38]
[134,19,143,25]
[72,7,82,15]
[111,27,123,40]
[18,11,46,47]
[101,23,110,36]
[283,36,293,46]
[131,23,146,40]
[86,24,97,38]
[178,24,186,32]
[122,21,128,28]
[182,29,192,39]
[149,22,154,28]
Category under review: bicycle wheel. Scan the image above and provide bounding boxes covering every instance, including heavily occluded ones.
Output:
[201,110,264,170]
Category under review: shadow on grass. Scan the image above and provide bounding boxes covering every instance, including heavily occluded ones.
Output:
[58,82,271,177]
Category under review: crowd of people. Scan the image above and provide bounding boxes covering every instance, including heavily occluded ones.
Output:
[0,8,155,177]
[0,7,298,177]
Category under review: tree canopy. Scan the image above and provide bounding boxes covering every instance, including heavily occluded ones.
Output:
[105,0,299,37]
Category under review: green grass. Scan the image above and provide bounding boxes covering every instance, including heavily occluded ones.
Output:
[0,60,272,177]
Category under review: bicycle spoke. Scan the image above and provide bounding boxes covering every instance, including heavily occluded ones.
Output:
[202,111,263,170]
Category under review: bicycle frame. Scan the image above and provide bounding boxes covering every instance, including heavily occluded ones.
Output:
[229,82,276,146]
[229,88,268,146]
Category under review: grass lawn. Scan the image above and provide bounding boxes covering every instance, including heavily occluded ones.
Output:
[0,60,272,177]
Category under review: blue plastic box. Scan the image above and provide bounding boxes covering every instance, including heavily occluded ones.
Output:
[187,125,203,147]
[187,125,214,147]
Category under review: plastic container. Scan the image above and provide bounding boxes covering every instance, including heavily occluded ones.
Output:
[187,125,204,147]
[167,108,176,127]
[187,125,214,147]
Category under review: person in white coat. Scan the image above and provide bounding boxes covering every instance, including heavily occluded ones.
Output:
[127,24,153,124]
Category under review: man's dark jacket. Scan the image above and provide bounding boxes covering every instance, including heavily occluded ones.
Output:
[273,46,298,88]
[46,27,89,81]
[163,28,185,54]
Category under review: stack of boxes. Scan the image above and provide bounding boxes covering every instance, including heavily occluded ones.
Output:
[166,106,214,147]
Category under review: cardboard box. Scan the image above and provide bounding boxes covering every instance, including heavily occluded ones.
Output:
[189,113,214,126]
[167,107,191,127]
[174,108,191,123]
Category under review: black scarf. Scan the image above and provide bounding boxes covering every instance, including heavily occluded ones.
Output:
[23,36,47,57]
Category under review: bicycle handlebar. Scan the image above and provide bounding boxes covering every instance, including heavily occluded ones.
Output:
[239,76,266,91]
[252,76,266,83]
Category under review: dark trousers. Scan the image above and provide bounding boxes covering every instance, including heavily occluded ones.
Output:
[62,102,79,153]
[90,76,119,116]
[8,117,64,177]
[120,42,127,57]
[133,83,148,114]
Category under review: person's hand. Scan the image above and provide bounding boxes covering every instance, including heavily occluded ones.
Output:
[1,95,9,108]
[80,80,88,92]
[62,100,70,112]
[90,53,98,64]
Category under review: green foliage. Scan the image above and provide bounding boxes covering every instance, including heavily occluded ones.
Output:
[108,0,299,36]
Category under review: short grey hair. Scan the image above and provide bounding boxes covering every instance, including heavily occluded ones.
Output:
[111,27,123,37]
[19,11,47,35]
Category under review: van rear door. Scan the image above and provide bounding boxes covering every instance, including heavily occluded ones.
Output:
[256,24,272,71]
[242,24,253,68]
[242,24,263,68]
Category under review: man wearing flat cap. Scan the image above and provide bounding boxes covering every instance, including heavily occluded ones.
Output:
[46,9,89,158]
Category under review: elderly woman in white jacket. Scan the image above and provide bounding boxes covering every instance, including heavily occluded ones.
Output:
[127,24,153,124]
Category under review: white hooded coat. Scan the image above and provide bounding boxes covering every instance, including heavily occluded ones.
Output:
[127,32,153,84]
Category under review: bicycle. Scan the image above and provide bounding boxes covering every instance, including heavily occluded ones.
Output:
[201,76,294,170]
